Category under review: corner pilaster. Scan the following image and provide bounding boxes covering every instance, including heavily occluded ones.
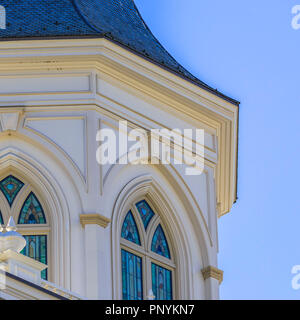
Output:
[201,266,223,300]
[80,213,111,299]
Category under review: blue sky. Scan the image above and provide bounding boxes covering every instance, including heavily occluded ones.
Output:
[135,0,300,299]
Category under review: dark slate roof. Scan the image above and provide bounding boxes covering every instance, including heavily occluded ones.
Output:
[0,0,239,105]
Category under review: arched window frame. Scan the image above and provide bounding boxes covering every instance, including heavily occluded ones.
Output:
[0,173,51,281]
[120,196,176,300]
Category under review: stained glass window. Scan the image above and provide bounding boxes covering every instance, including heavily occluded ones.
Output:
[121,211,140,245]
[0,211,3,225]
[21,235,48,280]
[135,200,155,230]
[122,249,143,300]
[152,263,172,300]
[151,224,170,259]
[121,202,175,300]
[18,192,46,224]
[0,175,24,206]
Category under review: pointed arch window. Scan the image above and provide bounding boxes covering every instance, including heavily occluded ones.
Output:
[0,175,24,207]
[17,191,48,280]
[18,192,46,224]
[151,225,170,259]
[0,175,50,281]
[121,211,140,245]
[120,199,174,300]
[135,200,155,230]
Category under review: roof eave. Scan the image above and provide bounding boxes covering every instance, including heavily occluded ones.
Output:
[0,34,240,106]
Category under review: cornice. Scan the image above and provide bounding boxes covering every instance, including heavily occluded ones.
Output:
[0,38,238,216]
[0,39,238,104]
[201,266,223,284]
[80,213,111,229]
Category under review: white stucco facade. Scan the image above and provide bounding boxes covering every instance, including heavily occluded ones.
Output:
[0,38,238,300]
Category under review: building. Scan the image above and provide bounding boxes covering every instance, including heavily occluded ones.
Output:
[0,1,239,300]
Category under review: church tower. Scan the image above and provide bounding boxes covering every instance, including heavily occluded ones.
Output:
[0,1,239,300]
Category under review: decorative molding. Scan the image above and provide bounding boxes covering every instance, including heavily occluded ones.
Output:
[0,38,238,216]
[201,266,223,284]
[0,249,47,286]
[0,73,91,96]
[0,112,21,132]
[80,214,111,229]
[24,115,88,185]
[0,249,47,271]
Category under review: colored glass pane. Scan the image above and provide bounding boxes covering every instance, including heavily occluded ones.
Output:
[18,192,46,224]
[121,211,140,245]
[121,249,143,300]
[0,211,3,225]
[151,224,170,259]
[0,175,24,206]
[135,200,155,230]
[21,235,48,280]
[152,263,172,300]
